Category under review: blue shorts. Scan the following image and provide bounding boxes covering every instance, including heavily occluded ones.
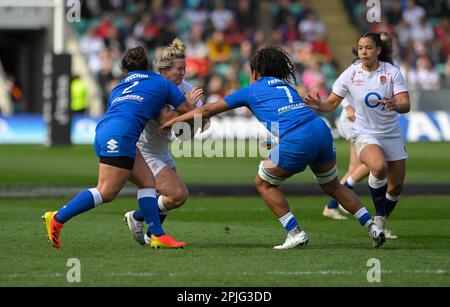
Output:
[269,116,336,173]
[94,118,140,159]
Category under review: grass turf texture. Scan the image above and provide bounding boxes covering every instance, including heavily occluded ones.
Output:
[1,141,450,185]
[0,196,449,286]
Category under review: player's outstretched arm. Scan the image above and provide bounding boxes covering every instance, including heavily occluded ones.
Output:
[304,92,343,113]
[160,100,231,134]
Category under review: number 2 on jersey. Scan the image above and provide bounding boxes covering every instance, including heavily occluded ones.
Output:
[276,86,293,103]
[122,81,139,94]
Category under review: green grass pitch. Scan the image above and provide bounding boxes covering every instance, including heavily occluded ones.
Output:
[0,142,449,286]
[1,141,450,185]
[0,196,449,286]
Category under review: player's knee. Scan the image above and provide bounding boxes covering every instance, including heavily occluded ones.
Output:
[256,161,285,188]
[370,162,388,179]
[170,186,189,207]
[97,189,118,203]
[255,175,268,193]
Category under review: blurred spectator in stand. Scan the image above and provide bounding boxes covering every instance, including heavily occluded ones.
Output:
[210,0,234,32]
[185,23,211,80]
[281,15,300,44]
[402,0,426,28]
[385,0,403,26]
[311,32,332,63]
[298,12,326,42]
[205,75,225,105]
[408,56,441,90]
[184,2,210,30]
[96,49,115,110]
[409,17,434,46]
[255,1,274,33]
[443,54,450,87]
[207,31,232,64]
[234,0,255,31]
[80,27,105,74]
[301,59,328,99]
[133,14,161,49]
[95,14,115,41]
[370,16,396,37]
[70,75,89,115]
[6,74,24,114]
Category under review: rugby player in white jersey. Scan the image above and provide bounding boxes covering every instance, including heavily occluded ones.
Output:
[123,39,205,245]
[306,32,410,238]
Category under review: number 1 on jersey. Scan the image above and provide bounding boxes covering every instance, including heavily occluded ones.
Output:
[276,86,293,103]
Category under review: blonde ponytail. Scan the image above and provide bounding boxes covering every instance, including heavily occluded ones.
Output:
[154,38,186,71]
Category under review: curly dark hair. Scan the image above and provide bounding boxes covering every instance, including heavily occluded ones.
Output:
[121,45,151,72]
[250,46,297,85]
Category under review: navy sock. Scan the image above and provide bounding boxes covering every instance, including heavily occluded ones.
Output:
[133,210,167,224]
[133,210,145,222]
[386,194,400,217]
[369,184,388,216]
[137,189,164,237]
[55,189,103,224]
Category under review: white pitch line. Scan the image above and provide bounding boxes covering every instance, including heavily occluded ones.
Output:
[1,269,447,280]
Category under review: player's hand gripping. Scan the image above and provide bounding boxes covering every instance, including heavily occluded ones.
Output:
[379,97,396,111]
[304,93,321,111]
[185,87,204,106]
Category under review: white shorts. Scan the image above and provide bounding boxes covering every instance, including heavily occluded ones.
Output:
[352,133,408,162]
[336,120,353,141]
[140,151,175,176]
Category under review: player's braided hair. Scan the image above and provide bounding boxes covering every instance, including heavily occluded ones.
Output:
[352,32,393,65]
[121,45,150,72]
[250,46,297,85]
[154,38,186,71]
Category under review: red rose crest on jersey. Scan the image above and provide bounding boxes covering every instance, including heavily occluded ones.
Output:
[380,76,387,85]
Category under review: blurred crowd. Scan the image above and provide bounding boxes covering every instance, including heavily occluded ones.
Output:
[345,0,450,90]
[74,0,337,115]
[73,0,450,116]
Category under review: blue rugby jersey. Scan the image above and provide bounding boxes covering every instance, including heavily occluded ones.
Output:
[100,70,186,132]
[224,77,316,138]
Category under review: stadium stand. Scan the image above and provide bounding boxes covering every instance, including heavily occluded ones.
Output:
[72,0,339,115]
[344,0,450,90]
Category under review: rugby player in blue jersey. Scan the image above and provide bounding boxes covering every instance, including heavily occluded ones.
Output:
[160,47,386,249]
[42,46,194,249]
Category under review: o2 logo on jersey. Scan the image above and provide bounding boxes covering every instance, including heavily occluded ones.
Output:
[365,92,384,110]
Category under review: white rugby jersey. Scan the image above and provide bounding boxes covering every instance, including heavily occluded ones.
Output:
[332,61,408,138]
[138,80,203,155]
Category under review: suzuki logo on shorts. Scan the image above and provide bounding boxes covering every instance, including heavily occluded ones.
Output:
[107,139,119,153]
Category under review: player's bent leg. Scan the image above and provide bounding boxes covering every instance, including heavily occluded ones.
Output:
[43,161,131,248]
[155,166,189,210]
[380,159,406,239]
[129,150,186,248]
[255,160,309,250]
[359,145,389,218]
[310,160,385,248]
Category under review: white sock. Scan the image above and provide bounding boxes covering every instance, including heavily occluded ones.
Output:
[88,188,104,207]
[158,195,169,216]
[346,176,357,187]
